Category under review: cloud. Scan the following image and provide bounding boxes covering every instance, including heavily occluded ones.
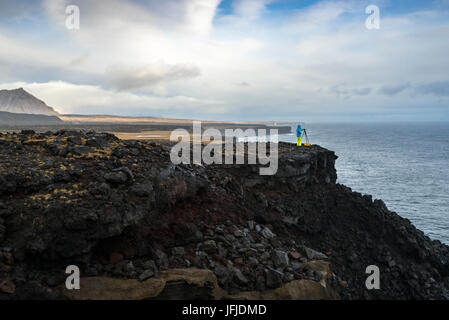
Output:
[286,0,360,33]
[416,81,449,97]
[0,31,66,68]
[104,62,201,91]
[233,0,275,20]
[329,84,371,98]
[43,0,221,36]
[352,88,372,96]
[182,0,222,34]
[1,0,449,120]
[0,81,223,116]
[69,53,90,67]
[379,83,411,96]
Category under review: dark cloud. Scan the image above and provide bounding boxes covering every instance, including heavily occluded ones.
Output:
[415,81,449,97]
[329,84,349,96]
[329,85,372,98]
[379,83,411,96]
[105,63,201,91]
[0,0,42,19]
[352,88,371,96]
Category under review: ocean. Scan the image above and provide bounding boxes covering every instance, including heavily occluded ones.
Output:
[278,122,449,245]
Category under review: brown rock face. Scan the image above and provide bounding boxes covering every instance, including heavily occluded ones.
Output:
[61,277,166,300]
[60,267,338,300]
[225,261,339,300]
[61,268,219,300]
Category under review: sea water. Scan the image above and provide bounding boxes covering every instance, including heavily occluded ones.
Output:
[278,122,449,244]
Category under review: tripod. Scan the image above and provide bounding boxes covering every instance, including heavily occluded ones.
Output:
[302,128,311,146]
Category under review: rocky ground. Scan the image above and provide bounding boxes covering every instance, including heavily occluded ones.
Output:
[0,130,448,300]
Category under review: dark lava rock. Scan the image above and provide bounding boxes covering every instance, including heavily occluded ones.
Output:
[202,240,217,254]
[67,136,82,145]
[171,247,185,257]
[138,269,155,281]
[304,247,328,260]
[265,268,283,289]
[154,250,169,269]
[114,167,133,180]
[104,171,128,184]
[233,268,249,286]
[85,136,110,148]
[71,146,93,156]
[0,130,448,300]
[0,222,5,242]
[130,183,153,197]
[112,147,129,158]
[272,250,289,268]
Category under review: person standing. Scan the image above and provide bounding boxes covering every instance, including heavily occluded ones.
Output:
[296,124,302,146]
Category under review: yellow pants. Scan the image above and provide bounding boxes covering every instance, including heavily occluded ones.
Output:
[297,137,302,146]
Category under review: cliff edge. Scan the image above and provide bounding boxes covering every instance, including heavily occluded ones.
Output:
[0,130,448,300]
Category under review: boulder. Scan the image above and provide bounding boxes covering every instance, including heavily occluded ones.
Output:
[233,268,249,286]
[304,247,328,260]
[104,171,128,184]
[261,227,276,239]
[265,268,283,289]
[202,240,218,254]
[272,250,289,268]
[139,270,155,281]
[61,277,165,300]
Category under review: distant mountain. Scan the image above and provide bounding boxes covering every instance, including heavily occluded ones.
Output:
[0,111,63,126]
[0,88,59,116]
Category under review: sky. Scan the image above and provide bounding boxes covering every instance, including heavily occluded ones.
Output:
[0,0,448,121]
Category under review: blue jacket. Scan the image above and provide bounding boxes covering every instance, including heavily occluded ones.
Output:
[296,125,302,137]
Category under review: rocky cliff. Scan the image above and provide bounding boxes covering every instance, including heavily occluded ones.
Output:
[0,130,448,300]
